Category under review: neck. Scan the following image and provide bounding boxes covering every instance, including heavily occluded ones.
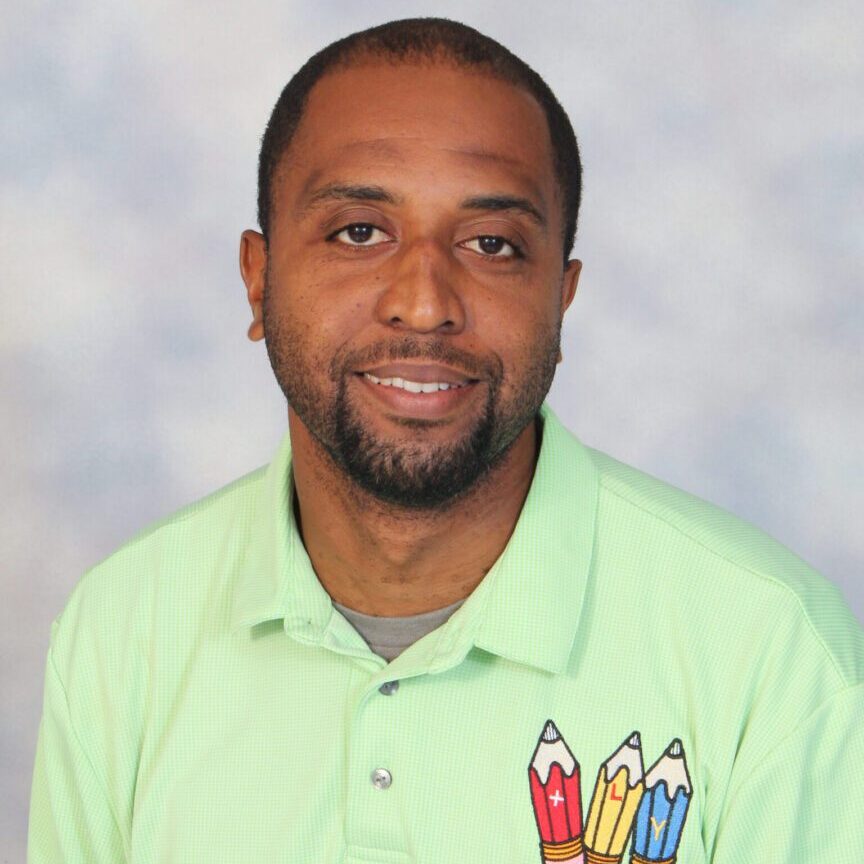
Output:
[289,412,540,616]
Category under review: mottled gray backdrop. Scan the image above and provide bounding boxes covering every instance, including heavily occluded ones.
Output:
[3,1,862,859]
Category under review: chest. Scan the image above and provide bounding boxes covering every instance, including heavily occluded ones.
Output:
[128,645,711,864]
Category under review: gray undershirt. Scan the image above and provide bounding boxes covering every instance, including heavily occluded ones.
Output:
[333,598,466,661]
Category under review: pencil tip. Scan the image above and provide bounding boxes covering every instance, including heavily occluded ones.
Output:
[668,739,683,757]
[542,720,561,742]
[628,731,641,747]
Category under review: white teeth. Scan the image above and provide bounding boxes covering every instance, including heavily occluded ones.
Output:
[363,372,466,393]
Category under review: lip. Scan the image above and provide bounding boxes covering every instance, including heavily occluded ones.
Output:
[355,369,481,420]
[358,363,478,385]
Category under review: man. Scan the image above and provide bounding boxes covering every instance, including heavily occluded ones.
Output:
[29,17,863,864]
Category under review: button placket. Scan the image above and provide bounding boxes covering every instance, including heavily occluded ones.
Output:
[345,679,410,854]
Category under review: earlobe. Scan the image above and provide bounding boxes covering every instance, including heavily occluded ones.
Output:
[240,229,267,343]
[248,317,264,342]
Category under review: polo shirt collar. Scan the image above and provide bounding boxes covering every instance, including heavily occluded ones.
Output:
[230,404,599,676]
[430,405,598,674]
[229,431,333,636]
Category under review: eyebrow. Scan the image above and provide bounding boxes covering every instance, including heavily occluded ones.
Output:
[299,183,546,229]
[460,194,547,229]
[299,183,402,216]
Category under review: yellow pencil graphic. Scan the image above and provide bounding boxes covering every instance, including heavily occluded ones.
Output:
[584,732,645,864]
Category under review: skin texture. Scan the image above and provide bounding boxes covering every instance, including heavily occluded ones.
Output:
[240,59,581,615]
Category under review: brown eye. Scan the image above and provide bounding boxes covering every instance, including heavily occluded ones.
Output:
[478,236,505,254]
[329,223,391,247]
[463,235,521,259]
[347,224,374,243]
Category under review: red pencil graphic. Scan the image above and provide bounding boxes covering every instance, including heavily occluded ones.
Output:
[529,720,586,863]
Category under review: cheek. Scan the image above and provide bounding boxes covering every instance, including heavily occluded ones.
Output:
[477,294,557,358]
[271,272,367,351]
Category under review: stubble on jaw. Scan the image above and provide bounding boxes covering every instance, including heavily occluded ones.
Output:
[261,274,562,512]
[331,367,500,510]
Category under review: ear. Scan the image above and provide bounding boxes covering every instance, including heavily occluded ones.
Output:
[239,229,267,342]
[561,258,582,313]
[557,259,582,364]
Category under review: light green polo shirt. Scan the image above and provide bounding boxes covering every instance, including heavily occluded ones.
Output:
[29,406,864,863]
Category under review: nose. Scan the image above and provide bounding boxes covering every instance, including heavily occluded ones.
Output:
[374,238,466,334]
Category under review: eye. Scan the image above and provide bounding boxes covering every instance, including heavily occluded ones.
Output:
[328,222,391,247]
[462,235,523,259]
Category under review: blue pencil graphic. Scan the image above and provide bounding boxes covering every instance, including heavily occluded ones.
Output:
[630,740,691,863]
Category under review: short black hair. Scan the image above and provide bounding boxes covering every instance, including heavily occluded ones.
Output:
[257,17,582,262]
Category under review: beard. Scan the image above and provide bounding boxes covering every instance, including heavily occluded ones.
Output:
[262,281,561,510]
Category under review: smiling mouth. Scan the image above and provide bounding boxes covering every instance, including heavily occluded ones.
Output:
[361,372,473,393]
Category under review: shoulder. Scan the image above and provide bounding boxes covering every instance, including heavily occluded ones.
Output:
[51,464,268,661]
[585,444,864,687]
[110,462,266,551]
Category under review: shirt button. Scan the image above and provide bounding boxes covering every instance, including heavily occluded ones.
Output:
[371,768,392,790]
[378,680,399,695]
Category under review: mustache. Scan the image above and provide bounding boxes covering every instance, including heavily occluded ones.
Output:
[331,337,502,382]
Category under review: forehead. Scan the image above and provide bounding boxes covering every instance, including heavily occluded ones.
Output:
[280,60,558,211]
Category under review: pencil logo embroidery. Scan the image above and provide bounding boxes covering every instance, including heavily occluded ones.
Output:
[650,818,666,841]
[631,740,692,863]
[528,720,585,862]
[529,723,692,864]
[584,732,645,863]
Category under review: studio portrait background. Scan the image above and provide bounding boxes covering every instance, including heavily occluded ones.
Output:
[3,1,862,858]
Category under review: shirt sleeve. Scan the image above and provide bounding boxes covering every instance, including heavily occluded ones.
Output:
[710,682,864,861]
[28,647,128,864]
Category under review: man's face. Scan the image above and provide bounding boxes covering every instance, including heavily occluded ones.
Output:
[252,60,580,508]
